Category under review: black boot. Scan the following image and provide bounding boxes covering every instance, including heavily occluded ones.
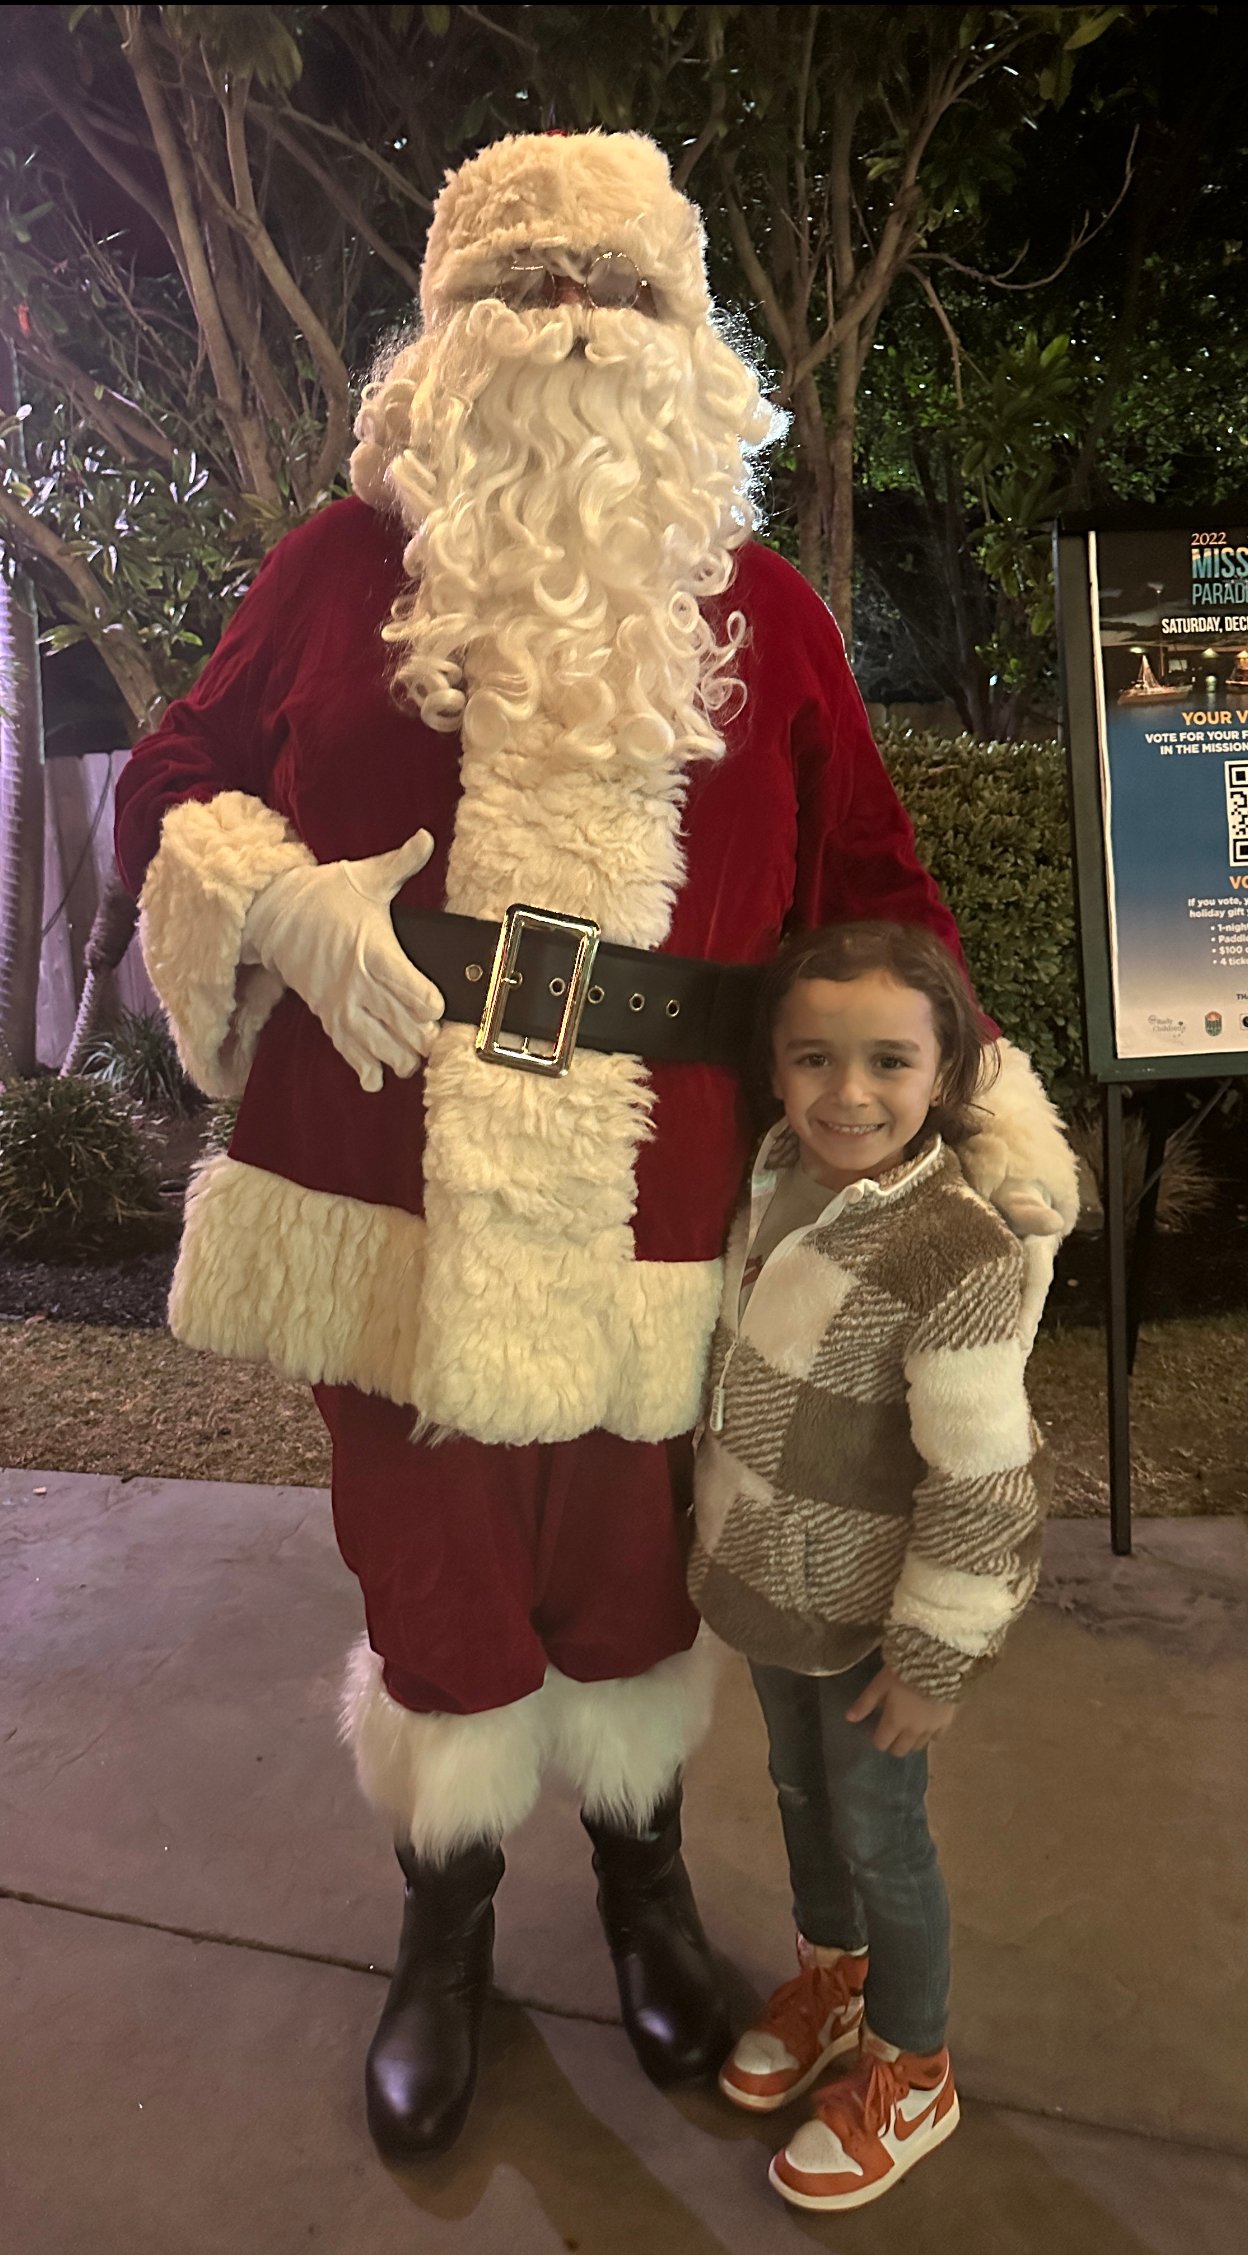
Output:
[365,1835,505,2161]
[583,1784,732,2086]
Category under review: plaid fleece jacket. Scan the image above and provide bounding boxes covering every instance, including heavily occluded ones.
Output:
[689,1130,1053,1701]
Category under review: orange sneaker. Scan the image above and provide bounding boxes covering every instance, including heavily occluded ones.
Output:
[718,1938,867,2113]
[769,2033,959,2211]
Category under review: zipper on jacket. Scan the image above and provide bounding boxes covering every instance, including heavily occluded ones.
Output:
[709,1346,734,1435]
[712,1208,835,1435]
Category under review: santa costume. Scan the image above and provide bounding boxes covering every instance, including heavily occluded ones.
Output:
[114,129,1077,2159]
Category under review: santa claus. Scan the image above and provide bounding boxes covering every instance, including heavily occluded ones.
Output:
[114,130,1076,2161]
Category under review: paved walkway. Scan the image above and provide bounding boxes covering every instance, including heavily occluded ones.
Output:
[3,1467,1246,2253]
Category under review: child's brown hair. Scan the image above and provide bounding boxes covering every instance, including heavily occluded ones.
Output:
[753,920,997,1145]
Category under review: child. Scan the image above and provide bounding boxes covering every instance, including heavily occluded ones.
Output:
[689,919,1055,2214]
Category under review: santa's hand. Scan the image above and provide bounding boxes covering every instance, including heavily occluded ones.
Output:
[240,831,444,1092]
[990,1174,1065,1238]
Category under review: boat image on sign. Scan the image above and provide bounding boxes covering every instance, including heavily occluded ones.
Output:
[1116,653,1190,705]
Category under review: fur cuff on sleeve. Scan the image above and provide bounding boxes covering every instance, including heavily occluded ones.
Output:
[960,1038,1080,1237]
[138,791,315,1098]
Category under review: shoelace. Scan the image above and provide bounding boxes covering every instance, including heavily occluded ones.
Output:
[813,2051,907,2148]
[759,1956,859,2061]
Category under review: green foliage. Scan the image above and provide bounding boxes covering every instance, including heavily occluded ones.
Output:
[201,1096,241,1158]
[162,6,305,89]
[79,1010,200,1118]
[964,329,1080,700]
[877,728,1084,1104]
[18,431,268,708]
[0,1074,167,1260]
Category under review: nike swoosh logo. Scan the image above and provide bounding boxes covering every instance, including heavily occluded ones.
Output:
[894,2085,945,2141]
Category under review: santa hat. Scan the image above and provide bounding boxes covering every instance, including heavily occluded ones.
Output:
[419,130,711,330]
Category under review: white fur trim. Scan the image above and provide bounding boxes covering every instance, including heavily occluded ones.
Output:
[340,1637,544,1860]
[887,1552,1018,1660]
[169,1150,720,1440]
[1019,1233,1057,1357]
[421,131,710,331]
[905,1338,1034,1476]
[138,792,314,1098]
[169,1155,426,1399]
[544,1633,721,1828]
[962,1039,1080,1236]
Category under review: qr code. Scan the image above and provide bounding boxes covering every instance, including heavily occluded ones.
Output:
[1228,761,1248,866]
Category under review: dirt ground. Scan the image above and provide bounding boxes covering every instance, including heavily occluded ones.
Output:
[2,1311,1244,1517]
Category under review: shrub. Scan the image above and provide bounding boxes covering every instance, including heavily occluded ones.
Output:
[877,728,1085,1105]
[0,1074,167,1261]
[200,1096,240,1158]
[80,1008,200,1116]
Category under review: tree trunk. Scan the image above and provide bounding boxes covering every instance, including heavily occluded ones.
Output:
[0,341,46,1080]
[827,339,859,652]
[60,874,140,1076]
[942,498,992,737]
[791,373,835,601]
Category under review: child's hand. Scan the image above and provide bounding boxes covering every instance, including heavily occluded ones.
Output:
[845,1664,957,1756]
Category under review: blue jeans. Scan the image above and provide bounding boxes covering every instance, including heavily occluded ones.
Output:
[749,1649,951,2055]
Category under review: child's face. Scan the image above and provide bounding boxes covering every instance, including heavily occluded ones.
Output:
[770,971,944,1189]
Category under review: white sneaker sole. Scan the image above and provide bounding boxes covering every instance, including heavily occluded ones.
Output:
[769,2091,961,2210]
[718,2019,862,2114]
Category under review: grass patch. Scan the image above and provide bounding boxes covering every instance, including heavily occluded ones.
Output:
[1030,1316,1246,1518]
[1,1315,1244,1518]
[0,1322,329,1488]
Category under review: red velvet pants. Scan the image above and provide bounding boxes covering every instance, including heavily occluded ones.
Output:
[314,1384,701,1716]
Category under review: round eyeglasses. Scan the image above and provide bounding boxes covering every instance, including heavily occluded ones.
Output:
[485,248,653,313]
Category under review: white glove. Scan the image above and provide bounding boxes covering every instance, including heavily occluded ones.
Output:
[240,830,444,1092]
[991,1175,1066,1238]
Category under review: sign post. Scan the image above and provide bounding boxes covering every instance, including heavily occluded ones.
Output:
[1056,508,1248,1552]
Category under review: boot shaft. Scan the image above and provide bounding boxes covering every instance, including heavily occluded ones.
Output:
[392,1836,506,1987]
[582,1788,700,1949]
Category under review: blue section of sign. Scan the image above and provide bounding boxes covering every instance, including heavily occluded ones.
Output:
[1094,528,1248,1059]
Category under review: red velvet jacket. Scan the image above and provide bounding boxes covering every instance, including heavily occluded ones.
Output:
[115,496,966,1267]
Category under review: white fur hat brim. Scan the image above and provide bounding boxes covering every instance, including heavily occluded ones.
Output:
[420,129,711,330]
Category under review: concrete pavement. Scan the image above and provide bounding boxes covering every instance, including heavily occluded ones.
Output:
[3,1466,1246,2253]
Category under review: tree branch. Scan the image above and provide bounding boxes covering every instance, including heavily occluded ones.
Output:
[719,163,795,367]
[203,207,299,431]
[251,103,434,214]
[928,126,1140,294]
[0,481,161,730]
[265,117,423,297]
[673,67,726,193]
[215,77,351,496]
[460,3,539,58]
[786,59,957,397]
[828,85,859,307]
[28,62,184,278]
[11,322,175,465]
[908,265,977,409]
[184,97,299,434]
[792,3,819,291]
[115,5,277,502]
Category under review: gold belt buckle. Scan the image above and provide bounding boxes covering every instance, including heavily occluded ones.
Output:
[475,904,600,1076]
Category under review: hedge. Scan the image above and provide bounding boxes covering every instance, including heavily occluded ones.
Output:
[876,729,1084,1105]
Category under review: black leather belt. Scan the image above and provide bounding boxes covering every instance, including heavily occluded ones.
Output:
[391,902,762,1075]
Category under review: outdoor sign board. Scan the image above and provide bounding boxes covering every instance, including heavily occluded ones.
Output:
[1056,510,1248,1081]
